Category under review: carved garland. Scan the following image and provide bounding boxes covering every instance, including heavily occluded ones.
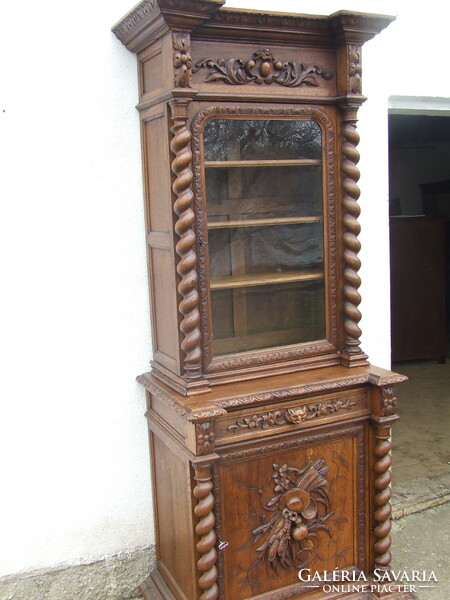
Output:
[170,101,202,379]
[193,49,333,87]
[227,397,357,432]
[173,32,192,88]
[193,462,219,600]
[191,105,338,373]
[248,459,333,572]
[348,45,362,94]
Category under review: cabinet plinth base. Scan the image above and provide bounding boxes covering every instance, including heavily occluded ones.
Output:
[140,570,176,600]
[139,570,419,600]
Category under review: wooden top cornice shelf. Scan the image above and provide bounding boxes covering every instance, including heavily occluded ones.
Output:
[112,0,395,52]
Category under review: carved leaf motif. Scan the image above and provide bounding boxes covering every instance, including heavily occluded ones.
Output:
[193,50,333,87]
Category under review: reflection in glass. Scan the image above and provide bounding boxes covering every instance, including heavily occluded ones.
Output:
[204,119,322,161]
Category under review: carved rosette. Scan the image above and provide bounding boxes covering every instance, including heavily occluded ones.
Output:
[196,422,215,454]
[248,460,333,572]
[340,108,366,362]
[381,387,398,416]
[348,45,362,94]
[193,463,218,600]
[173,32,192,88]
[170,101,202,379]
[193,49,333,87]
[373,427,393,572]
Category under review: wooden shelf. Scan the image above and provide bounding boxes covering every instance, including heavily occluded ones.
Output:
[205,159,321,168]
[210,269,324,290]
[208,216,321,229]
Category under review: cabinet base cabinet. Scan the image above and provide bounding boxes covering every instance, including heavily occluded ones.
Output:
[138,366,416,600]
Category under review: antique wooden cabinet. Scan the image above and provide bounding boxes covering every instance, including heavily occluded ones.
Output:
[113,2,416,599]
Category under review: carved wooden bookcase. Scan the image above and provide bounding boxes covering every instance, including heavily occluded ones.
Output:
[113,2,416,599]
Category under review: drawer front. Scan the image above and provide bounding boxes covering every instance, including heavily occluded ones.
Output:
[215,388,368,447]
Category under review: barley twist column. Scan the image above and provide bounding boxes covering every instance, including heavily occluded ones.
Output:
[170,100,202,379]
[373,426,393,572]
[193,462,218,600]
[340,106,367,365]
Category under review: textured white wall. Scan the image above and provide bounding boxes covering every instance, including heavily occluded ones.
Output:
[0,0,152,577]
[1,0,449,579]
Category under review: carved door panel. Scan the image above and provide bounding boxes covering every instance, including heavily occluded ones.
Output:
[215,425,366,600]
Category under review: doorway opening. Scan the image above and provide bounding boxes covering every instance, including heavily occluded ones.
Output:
[388,96,450,516]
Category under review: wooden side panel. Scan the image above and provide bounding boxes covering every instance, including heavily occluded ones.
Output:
[215,427,365,600]
[143,110,181,373]
[152,435,197,600]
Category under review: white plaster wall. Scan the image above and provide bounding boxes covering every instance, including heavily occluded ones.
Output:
[0,0,152,577]
[1,0,449,580]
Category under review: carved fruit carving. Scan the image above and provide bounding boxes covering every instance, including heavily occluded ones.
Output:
[193,49,333,87]
[249,459,333,572]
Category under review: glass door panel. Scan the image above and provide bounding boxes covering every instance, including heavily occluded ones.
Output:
[203,118,326,356]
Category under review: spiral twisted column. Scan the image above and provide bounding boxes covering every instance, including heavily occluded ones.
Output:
[193,462,218,600]
[340,107,367,365]
[170,100,202,379]
[373,426,393,572]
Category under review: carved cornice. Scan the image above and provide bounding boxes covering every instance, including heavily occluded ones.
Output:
[209,8,330,34]
[215,377,369,410]
[137,374,226,421]
[112,0,158,42]
[193,49,333,87]
[227,397,358,433]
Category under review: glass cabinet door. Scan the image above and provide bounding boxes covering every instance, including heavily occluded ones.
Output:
[203,118,326,356]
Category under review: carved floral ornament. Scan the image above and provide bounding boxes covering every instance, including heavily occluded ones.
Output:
[227,397,357,432]
[247,459,333,572]
[193,49,333,87]
[173,33,192,88]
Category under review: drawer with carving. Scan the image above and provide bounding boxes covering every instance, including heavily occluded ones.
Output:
[214,388,368,447]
